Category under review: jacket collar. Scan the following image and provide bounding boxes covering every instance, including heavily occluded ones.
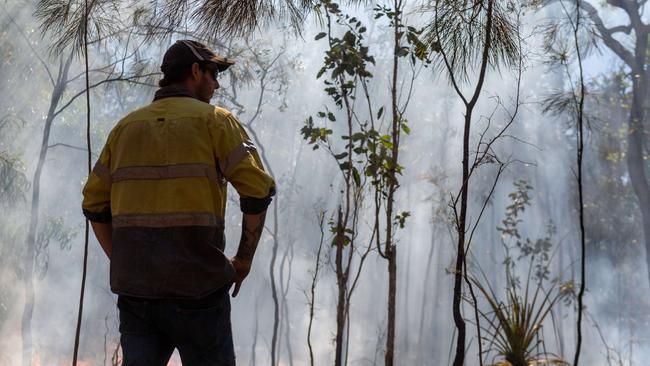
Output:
[153,85,197,101]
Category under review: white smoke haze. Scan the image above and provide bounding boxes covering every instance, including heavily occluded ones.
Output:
[1,0,648,365]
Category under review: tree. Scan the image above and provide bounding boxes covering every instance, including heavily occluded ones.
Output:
[367,2,427,364]
[301,2,377,363]
[423,0,521,364]
[545,0,650,290]
[540,0,588,361]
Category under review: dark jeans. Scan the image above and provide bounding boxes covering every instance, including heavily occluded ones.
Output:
[117,286,235,366]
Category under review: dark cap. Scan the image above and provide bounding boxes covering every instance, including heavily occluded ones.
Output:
[161,40,235,73]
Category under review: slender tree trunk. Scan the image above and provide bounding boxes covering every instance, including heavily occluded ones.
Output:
[385,247,397,366]
[334,208,347,366]
[418,215,439,364]
[451,111,471,366]
[307,213,325,366]
[628,74,650,288]
[385,2,402,364]
[250,295,260,366]
[450,1,495,363]
[279,242,294,366]
[401,187,412,361]
[269,199,280,366]
[22,53,72,366]
[573,3,586,364]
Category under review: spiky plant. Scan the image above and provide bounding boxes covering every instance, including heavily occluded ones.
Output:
[469,259,573,366]
[467,182,573,366]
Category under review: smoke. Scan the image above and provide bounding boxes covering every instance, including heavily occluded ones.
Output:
[0,0,647,365]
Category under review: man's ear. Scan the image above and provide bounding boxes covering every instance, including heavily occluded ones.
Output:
[191,62,201,80]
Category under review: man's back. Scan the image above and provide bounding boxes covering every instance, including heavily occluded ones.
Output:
[83,96,274,298]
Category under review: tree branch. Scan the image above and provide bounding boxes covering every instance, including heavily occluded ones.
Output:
[53,72,158,117]
[48,143,98,158]
[606,24,632,34]
[578,0,636,67]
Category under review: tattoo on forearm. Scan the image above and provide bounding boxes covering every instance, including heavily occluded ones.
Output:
[236,211,267,261]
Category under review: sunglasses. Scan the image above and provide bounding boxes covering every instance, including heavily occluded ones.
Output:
[205,67,219,81]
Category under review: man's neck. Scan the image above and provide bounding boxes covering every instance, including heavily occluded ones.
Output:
[153,83,198,101]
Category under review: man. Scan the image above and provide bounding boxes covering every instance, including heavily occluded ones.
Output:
[81,39,275,365]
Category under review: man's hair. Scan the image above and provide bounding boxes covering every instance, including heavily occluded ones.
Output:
[159,61,210,87]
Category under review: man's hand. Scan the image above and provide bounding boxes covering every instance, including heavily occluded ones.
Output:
[230,256,252,297]
[231,210,267,298]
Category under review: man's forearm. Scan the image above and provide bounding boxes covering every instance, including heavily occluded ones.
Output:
[90,221,113,259]
[235,210,267,262]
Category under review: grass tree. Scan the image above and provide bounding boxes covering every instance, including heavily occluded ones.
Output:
[471,181,573,366]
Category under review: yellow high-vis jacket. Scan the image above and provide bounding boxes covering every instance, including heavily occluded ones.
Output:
[82,93,275,298]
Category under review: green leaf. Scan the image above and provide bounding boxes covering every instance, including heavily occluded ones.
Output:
[343,31,356,45]
[327,112,336,121]
[316,66,327,79]
[351,132,365,141]
[352,168,361,186]
[334,152,349,160]
[315,32,327,40]
[377,107,384,119]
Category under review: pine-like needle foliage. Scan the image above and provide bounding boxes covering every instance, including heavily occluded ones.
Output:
[35,0,125,56]
[35,0,314,55]
[422,0,520,83]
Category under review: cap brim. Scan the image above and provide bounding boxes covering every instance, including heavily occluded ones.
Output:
[207,56,235,72]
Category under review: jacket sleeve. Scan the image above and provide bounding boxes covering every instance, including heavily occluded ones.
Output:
[82,137,113,222]
[211,109,276,214]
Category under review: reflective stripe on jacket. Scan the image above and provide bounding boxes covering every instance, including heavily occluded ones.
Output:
[81,96,275,298]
